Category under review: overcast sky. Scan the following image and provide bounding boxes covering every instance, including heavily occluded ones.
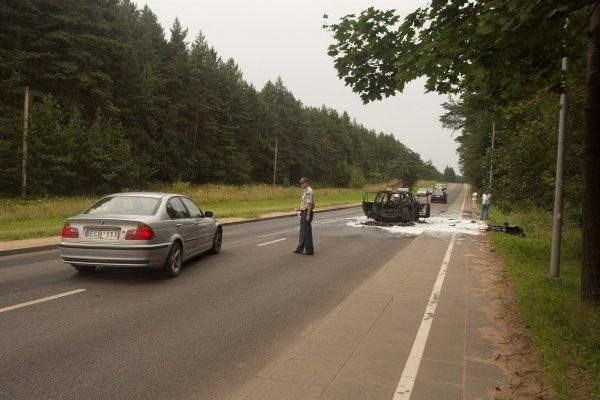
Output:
[135,0,460,173]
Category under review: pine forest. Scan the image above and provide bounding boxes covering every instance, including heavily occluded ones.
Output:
[0,0,445,197]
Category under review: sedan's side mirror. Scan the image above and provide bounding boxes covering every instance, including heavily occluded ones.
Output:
[204,211,213,218]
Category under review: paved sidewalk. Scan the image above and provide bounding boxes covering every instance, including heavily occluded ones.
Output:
[233,231,510,400]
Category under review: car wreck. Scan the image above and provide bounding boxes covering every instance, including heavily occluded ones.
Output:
[362,188,430,224]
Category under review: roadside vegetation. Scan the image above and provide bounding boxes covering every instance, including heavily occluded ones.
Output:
[489,209,599,400]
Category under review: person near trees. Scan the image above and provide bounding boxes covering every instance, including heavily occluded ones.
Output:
[293,177,315,255]
[480,192,491,221]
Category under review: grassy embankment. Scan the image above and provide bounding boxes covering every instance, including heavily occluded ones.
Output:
[488,208,599,400]
[0,182,429,241]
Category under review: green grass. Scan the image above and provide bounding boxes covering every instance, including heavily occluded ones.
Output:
[0,217,68,240]
[488,208,599,400]
[201,193,364,218]
[0,182,411,241]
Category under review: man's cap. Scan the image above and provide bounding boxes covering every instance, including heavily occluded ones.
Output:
[299,177,309,183]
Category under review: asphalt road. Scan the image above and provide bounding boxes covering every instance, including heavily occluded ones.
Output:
[0,185,465,400]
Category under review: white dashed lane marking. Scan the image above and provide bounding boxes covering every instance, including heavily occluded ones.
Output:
[0,289,87,314]
[257,238,287,247]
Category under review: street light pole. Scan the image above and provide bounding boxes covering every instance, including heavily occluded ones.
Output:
[489,122,495,190]
[21,86,29,197]
[550,56,568,280]
[272,136,278,186]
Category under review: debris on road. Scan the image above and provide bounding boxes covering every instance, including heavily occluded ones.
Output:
[486,223,525,237]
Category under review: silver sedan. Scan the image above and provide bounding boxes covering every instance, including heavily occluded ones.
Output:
[59,192,222,277]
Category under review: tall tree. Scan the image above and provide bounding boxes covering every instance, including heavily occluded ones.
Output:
[111,1,167,169]
[160,18,194,181]
[443,166,457,183]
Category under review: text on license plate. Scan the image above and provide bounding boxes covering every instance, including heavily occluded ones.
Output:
[84,228,120,239]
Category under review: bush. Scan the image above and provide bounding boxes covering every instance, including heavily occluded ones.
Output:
[349,164,366,188]
[171,180,191,194]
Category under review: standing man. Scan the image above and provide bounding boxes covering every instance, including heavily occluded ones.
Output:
[480,191,492,221]
[293,177,314,255]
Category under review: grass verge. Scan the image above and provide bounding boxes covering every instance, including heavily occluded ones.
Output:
[488,208,599,400]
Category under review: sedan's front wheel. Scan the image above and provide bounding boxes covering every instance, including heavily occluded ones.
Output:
[162,241,182,278]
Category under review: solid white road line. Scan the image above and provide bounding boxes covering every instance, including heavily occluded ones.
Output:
[393,232,457,399]
[393,185,468,400]
[257,238,287,247]
[0,289,87,314]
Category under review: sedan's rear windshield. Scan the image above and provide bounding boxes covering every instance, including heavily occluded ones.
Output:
[84,196,160,216]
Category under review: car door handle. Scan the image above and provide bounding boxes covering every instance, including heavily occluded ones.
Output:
[176,223,183,228]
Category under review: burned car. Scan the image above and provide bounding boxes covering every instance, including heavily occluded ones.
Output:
[362,188,430,224]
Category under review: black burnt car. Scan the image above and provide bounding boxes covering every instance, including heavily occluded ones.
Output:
[362,188,430,224]
[431,189,447,203]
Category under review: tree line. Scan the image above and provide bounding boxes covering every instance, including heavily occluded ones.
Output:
[325,0,598,302]
[0,0,447,197]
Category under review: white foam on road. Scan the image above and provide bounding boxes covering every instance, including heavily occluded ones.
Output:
[346,215,487,236]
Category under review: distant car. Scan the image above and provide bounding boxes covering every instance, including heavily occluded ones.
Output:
[416,188,429,197]
[431,189,448,203]
[59,192,222,277]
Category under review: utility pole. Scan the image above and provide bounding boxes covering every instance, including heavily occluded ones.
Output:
[489,122,495,190]
[272,136,278,186]
[21,86,29,197]
[550,56,568,280]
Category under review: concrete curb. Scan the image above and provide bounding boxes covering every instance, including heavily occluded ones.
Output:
[221,203,361,226]
[0,243,62,257]
[0,204,362,257]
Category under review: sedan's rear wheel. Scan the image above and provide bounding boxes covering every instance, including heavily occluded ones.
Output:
[73,265,96,273]
[162,241,182,278]
[210,228,222,255]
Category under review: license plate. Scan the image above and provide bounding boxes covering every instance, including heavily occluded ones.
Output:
[84,228,120,240]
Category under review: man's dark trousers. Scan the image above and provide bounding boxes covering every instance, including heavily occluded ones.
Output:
[296,213,314,254]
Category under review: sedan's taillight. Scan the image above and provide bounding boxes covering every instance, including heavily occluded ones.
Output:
[61,221,79,238]
[125,224,155,240]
